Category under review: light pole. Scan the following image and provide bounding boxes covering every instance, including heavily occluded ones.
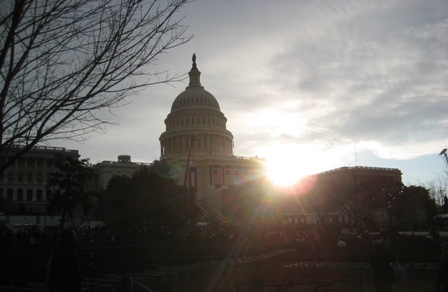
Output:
[439,148,448,166]
[439,148,448,214]
[183,135,198,225]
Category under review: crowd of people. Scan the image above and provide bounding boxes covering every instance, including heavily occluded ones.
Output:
[1,217,371,250]
[0,216,443,250]
[1,218,447,291]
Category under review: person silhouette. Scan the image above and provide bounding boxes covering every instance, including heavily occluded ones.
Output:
[437,242,448,292]
[47,229,82,292]
[370,239,395,292]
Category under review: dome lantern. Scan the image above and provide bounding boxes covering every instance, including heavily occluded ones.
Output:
[170,54,221,111]
[188,53,202,88]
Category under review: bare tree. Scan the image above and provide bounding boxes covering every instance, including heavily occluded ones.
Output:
[427,178,447,213]
[47,154,92,228]
[0,0,193,174]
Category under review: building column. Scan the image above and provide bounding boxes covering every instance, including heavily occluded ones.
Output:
[222,165,226,186]
[43,158,47,186]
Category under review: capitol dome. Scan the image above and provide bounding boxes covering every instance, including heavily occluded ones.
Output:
[159,55,234,159]
[170,54,221,111]
[171,87,220,111]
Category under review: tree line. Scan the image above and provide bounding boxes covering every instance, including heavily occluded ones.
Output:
[46,156,192,231]
[45,153,445,232]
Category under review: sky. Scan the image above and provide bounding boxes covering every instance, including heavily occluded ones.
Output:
[53,0,448,187]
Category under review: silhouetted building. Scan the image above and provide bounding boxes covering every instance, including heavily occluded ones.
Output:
[311,166,402,185]
[310,166,405,227]
[0,146,81,228]
[159,56,266,214]
[90,155,151,191]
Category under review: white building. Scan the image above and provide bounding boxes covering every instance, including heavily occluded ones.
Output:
[0,146,81,228]
[159,56,267,214]
[0,148,149,229]
[91,155,151,191]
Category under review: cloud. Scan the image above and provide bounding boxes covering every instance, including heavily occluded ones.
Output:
[50,0,448,185]
[223,0,448,161]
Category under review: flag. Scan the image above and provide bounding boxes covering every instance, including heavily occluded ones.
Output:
[213,165,222,186]
[189,167,196,188]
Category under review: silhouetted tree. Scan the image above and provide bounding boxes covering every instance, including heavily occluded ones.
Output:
[416,186,438,221]
[353,178,403,228]
[0,0,193,174]
[47,155,92,228]
[389,185,437,227]
[426,179,448,214]
[98,161,185,232]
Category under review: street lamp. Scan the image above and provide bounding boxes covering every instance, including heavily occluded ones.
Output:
[439,148,448,166]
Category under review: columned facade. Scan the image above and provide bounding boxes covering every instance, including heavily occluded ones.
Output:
[0,146,82,227]
[0,147,80,206]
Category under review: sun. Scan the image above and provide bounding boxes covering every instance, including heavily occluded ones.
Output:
[266,159,304,186]
[262,145,310,186]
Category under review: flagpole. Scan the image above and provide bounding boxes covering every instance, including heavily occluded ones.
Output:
[183,135,198,225]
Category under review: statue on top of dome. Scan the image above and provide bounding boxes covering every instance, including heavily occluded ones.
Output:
[192,53,197,69]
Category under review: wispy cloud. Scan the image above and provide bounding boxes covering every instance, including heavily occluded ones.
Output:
[52,0,448,184]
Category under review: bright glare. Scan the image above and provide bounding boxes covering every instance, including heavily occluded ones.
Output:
[258,141,365,186]
[262,145,312,186]
[266,159,304,186]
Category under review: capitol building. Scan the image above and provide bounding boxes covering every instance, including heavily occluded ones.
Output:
[159,55,266,214]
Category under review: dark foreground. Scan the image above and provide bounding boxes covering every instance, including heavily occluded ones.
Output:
[0,236,445,291]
